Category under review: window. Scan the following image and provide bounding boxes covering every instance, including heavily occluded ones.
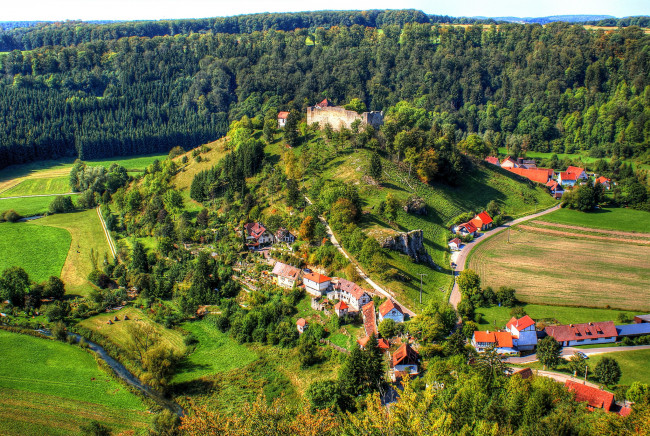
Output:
[577,339,584,342]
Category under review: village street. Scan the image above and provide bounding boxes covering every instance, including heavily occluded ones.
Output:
[448,204,562,309]
[304,195,416,317]
[506,344,650,364]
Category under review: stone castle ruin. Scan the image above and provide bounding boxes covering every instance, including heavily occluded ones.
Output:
[306,98,383,131]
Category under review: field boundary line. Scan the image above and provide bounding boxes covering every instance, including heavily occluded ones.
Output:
[96,206,117,259]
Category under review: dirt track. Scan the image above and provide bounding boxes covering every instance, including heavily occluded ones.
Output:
[530,220,650,238]
[519,224,650,245]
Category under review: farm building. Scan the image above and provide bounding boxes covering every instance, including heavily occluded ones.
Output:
[453,221,478,237]
[271,262,301,289]
[505,315,537,351]
[565,381,617,413]
[471,330,517,354]
[328,278,372,310]
[470,211,493,231]
[303,272,332,296]
[277,111,289,128]
[378,299,405,323]
[634,314,650,323]
[391,343,420,378]
[544,321,617,347]
[616,323,650,338]
[505,167,554,184]
[448,238,462,251]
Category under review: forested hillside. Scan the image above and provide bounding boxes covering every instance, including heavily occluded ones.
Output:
[1,16,650,170]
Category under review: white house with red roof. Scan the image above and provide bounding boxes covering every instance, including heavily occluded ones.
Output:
[558,171,578,187]
[334,301,349,317]
[546,180,564,199]
[594,176,611,189]
[566,166,588,181]
[390,343,419,377]
[378,299,404,323]
[544,321,617,347]
[471,330,517,354]
[485,156,500,166]
[277,111,289,128]
[448,237,462,251]
[505,315,537,351]
[500,156,518,168]
[328,278,372,310]
[271,262,302,289]
[296,318,308,334]
[453,221,478,237]
[303,272,332,296]
[470,211,493,231]
[244,222,274,246]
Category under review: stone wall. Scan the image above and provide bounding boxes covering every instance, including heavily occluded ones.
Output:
[307,106,383,130]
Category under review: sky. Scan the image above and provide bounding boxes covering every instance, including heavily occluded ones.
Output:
[3,0,649,22]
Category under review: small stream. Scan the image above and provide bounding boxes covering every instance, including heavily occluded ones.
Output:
[37,329,184,416]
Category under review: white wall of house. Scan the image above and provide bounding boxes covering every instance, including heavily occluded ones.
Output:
[304,278,330,296]
[327,290,371,310]
[513,331,537,351]
[559,177,576,187]
[565,336,616,347]
[277,276,297,289]
[380,309,404,324]
[278,118,286,128]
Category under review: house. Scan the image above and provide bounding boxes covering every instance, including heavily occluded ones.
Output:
[391,343,420,375]
[296,318,308,334]
[378,299,405,324]
[361,301,378,337]
[271,262,301,289]
[485,156,500,166]
[334,301,349,317]
[634,314,650,323]
[277,111,289,128]
[470,211,493,231]
[315,98,333,108]
[448,237,462,251]
[546,180,564,199]
[505,315,537,351]
[558,171,578,187]
[544,321,617,347]
[505,167,554,184]
[500,156,518,168]
[358,336,390,350]
[274,227,296,244]
[594,176,611,189]
[566,166,588,180]
[516,158,537,169]
[303,272,331,296]
[565,380,614,412]
[616,323,650,338]
[244,222,274,246]
[329,278,372,310]
[453,221,478,237]
[471,330,517,354]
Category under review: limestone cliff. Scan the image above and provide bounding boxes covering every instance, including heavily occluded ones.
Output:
[380,229,435,266]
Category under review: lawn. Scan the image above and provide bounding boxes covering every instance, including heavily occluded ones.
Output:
[537,207,650,234]
[468,225,650,311]
[0,329,150,435]
[174,319,258,384]
[0,195,73,217]
[34,209,112,296]
[0,177,70,197]
[0,222,70,283]
[475,304,637,329]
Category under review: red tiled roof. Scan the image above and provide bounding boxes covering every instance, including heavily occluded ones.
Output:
[546,180,562,190]
[505,167,553,184]
[506,315,535,332]
[335,278,369,300]
[245,222,267,240]
[361,302,378,337]
[595,176,610,184]
[566,166,585,177]
[277,111,289,119]
[475,211,493,226]
[334,301,348,311]
[473,331,513,348]
[296,318,307,327]
[501,156,517,166]
[559,171,578,181]
[391,343,419,367]
[449,238,462,246]
[357,336,390,349]
[316,98,333,108]
[544,321,617,343]
[565,380,614,412]
[485,156,500,165]
[458,222,478,233]
[303,272,331,284]
[379,299,403,317]
[618,406,632,417]
[271,262,301,280]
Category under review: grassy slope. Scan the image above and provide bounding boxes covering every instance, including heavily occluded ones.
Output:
[0,222,70,282]
[34,209,112,296]
[0,177,70,197]
[0,330,149,435]
[475,304,637,328]
[319,148,555,310]
[537,207,650,233]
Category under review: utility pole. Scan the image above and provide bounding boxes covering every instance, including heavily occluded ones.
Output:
[417,273,427,304]
[507,227,510,243]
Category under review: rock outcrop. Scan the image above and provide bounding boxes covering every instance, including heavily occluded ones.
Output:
[380,229,435,266]
[403,195,427,215]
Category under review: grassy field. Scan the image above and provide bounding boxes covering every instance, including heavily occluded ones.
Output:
[522,349,650,387]
[0,177,70,197]
[496,147,650,171]
[171,138,229,191]
[0,195,73,217]
[475,304,637,329]
[174,320,258,384]
[318,148,556,310]
[0,330,150,435]
[34,209,111,296]
[0,222,70,283]
[537,207,650,233]
[79,307,187,356]
[468,224,650,311]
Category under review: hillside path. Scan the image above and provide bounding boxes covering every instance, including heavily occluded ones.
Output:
[304,196,416,317]
[449,204,561,309]
[96,206,117,259]
[506,344,650,364]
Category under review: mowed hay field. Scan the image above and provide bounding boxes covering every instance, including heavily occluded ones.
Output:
[468,221,650,311]
[0,177,70,197]
[0,330,150,435]
[0,222,70,283]
[0,195,69,217]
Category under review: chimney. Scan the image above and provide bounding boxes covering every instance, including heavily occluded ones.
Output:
[570,324,574,327]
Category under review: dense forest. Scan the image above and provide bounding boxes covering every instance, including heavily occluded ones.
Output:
[0,14,649,170]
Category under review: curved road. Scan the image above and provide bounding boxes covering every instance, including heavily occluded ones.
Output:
[449,204,561,309]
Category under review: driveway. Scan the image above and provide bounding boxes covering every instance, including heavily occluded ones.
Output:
[506,344,650,364]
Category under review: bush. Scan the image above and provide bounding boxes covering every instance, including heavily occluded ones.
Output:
[52,321,67,341]
[2,210,22,222]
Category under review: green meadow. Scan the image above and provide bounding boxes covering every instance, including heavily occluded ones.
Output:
[537,207,650,233]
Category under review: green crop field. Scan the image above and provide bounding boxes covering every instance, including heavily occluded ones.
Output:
[0,222,70,283]
[34,209,111,296]
[0,330,150,435]
[0,195,72,217]
[537,207,650,233]
[0,177,70,198]
[174,319,258,384]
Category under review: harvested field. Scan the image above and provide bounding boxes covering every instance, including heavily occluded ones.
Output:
[468,225,650,311]
[529,220,650,239]
[518,224,650,245]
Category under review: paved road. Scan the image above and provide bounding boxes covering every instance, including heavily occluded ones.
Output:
[449,204,562,309]
[507,344,650,364]
[304,196,416,317]
[0,192,80,200]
